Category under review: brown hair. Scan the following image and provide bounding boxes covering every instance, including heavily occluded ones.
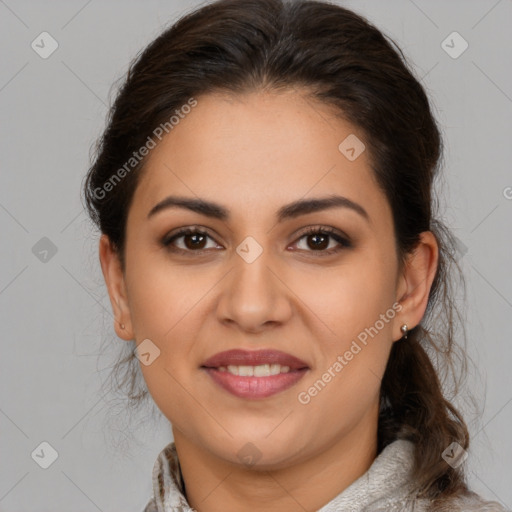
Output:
[82,0,474,502]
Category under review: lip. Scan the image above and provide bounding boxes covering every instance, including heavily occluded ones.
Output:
[201,349,310,400]
[201,349,309,370]
[203,368,308,399]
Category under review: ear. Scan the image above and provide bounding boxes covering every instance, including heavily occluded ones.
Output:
[98,234,134,341]
[394,231,439,342]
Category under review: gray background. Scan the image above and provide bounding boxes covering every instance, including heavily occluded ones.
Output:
[1,0,511,510]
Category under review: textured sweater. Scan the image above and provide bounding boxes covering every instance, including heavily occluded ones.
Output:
[143,438,510,512]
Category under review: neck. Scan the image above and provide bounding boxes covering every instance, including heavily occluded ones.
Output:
[172,403,379,512]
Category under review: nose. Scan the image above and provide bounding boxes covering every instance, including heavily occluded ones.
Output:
[216,246,293,335]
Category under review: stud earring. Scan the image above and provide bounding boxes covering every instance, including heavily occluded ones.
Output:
[400,324,408,340]
[120,324,125,329]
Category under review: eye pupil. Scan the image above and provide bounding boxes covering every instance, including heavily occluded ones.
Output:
[308,233,329,250]
[185,233,206,250]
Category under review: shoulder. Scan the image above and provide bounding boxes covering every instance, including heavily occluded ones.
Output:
[142,496,158,512]
[418,490,510,512]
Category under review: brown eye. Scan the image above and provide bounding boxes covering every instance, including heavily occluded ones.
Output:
[304,232,330,250]
[183,232,207,250]
[293,226,352,255]
[162,228,219,253]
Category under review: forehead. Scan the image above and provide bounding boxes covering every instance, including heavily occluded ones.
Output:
[129,89,390,227]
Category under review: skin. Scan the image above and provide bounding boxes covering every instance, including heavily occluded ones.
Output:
[99,89,438,512]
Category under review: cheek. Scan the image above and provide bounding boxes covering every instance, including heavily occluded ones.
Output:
[293,253,397,407]
[125,254,211,420]
[296,307,395,437]
[288,251,397,341]
[124,250,199,339]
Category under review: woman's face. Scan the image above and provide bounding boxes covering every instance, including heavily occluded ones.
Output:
[102,89,420,468]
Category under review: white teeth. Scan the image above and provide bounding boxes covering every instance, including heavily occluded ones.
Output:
[238,365,254,377]
[227,365,239,375]
[253,364,270,377]
[217,364,291,376]
[269,364,291,375]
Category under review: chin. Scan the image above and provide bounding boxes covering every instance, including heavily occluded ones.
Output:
[204,426,310,470]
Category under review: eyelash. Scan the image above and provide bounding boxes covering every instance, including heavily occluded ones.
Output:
[161,225,352,257]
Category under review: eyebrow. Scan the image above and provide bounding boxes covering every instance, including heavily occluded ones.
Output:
[147,194,370,223]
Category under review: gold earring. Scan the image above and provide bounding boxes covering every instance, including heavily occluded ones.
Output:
[400,324,408,339]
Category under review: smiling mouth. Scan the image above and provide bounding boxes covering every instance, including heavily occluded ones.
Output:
[200,349,309,399]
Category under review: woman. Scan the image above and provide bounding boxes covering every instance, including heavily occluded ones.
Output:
[82,0,508,510]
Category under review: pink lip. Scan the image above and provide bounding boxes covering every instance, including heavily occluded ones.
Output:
[203,368,308,399]
[201,349,309,370]
[201,349,310,399]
